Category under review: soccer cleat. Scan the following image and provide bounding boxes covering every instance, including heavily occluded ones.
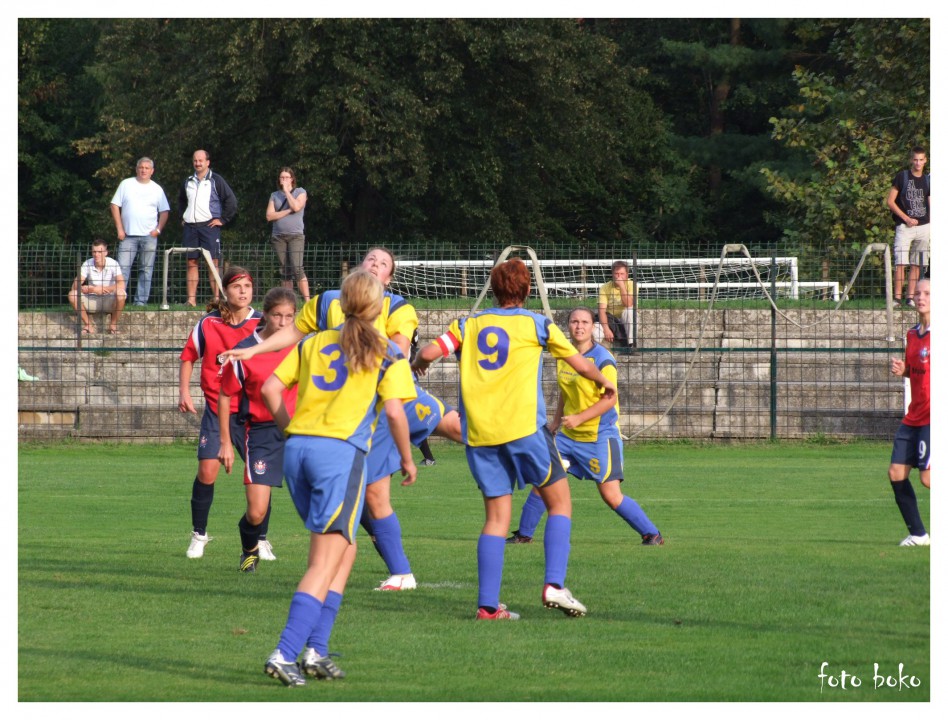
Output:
[300,647,347,679]
[422,458,437,466]
[239,551,259,573]
[899,533,930,546]
[264,650,306,687]
[506,531,533,544]
[186,531,212,558]
[375,573,417,591]
[476,603,520,620]
[642,533,665,546]
[17,367,38,382]
[542,584,587,617]
[257,539,277,561]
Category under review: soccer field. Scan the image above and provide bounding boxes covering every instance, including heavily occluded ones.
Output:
[18,440,929,704]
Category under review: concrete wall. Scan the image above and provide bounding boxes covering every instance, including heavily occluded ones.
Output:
[18,307,912,442]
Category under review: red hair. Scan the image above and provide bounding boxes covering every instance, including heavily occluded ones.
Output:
[491,258,531,306]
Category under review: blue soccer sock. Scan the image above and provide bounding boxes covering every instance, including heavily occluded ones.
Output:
[369,512,412,575]
[307,590,343,656]
[276,592,323,661]
[891,479,928,537]
[477,534,506,610]
[190,477,214,535]
[543,514,572,588]
[515,491,547,539]
[614,496,660,537]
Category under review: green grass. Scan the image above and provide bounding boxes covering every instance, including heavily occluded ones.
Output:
[18,441,929,702]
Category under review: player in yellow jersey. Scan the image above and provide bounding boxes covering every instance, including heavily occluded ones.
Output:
[259,270,417,686]
[223,247,460,590]
[413,258,617,620]
[509,307,664,546]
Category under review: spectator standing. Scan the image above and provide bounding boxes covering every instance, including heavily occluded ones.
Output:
[110,157,170,306]
[266,167,311,302]
[178,149,238,306]
[67,239,126,335]
[886,146,930,308]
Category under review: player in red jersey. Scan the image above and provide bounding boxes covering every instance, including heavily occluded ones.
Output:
[218,288,298,572]
[888,277,931,546]
[178,267,262,558]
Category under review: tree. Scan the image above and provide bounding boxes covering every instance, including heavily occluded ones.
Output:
[761,18,930,274]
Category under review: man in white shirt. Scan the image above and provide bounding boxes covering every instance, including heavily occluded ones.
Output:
[110,157,169,306]
[68,240,127,334]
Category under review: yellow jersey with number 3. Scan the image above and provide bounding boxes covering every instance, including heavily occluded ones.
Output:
[274,329,417,449]
[433,307,577,446]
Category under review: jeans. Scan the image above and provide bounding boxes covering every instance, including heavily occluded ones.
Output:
[117,235,158,304]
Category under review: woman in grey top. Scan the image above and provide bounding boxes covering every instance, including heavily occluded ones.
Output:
[266,167,310,301]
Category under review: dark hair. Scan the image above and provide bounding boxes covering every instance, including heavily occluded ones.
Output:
[911,146,927,157]
[91,239,108,250]
[277,166,296,189]
[611,260,629,272]
[491,258,531,306]
[262,287,297,314]
[206,266,253,322]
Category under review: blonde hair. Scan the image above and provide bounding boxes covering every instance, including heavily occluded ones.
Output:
[339,269,388,373]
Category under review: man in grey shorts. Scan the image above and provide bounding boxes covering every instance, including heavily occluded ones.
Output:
[886,146,930,308]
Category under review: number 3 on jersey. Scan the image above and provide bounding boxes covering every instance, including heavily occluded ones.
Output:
[477,326,510,370]
[312,343,348,391]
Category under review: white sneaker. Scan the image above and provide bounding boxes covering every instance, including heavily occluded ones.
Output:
[542,584,587,617]
[375,573,417,591]
[186,531,212,558]
[257,539,276,561]
[899,533,930,546]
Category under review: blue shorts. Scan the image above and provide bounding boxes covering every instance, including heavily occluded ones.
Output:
[240,422,286,488]
[556,433,624,484]
[465,426,568,498]
[197,405,245,462]
[365,388,449,483]
[183,223,222,261]
[891,423,931,470]
[283,435,367,541]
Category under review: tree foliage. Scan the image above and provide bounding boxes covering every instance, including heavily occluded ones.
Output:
[761,18,930,266]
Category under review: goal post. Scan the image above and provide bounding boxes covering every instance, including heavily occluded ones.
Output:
[159,247,223,310]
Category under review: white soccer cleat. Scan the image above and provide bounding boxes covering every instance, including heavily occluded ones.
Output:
[375,573,417,591]
[542,584,587,617]
[899,533,930,547]
[257,539,277,561]
[186,531,212,558]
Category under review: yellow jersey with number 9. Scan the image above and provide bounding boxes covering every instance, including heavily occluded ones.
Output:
[434,307,577,446]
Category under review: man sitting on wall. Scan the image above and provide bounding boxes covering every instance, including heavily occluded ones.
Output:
[68,239,127,335]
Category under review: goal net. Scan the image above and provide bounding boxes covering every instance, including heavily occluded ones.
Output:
[389,252,840,303]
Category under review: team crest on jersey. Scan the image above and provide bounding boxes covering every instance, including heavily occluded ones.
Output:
[217,353,226,366]
[253,460,268,475]
[919,347,929,363]
[199,434,208,448]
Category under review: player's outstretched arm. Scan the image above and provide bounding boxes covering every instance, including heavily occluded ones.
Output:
[224,323,305,363]
[385,397,417,486]
[411,342,443,377]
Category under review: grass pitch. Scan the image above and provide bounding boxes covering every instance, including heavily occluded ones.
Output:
[18,440,929,703]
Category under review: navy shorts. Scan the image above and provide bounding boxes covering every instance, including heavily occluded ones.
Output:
[890,423,930,470]
[183,223,222,261]
[198,405,245,462]
[465,425,568,498]
[240,422,286,487]
[283,435,367,541]
[556,433,624,484]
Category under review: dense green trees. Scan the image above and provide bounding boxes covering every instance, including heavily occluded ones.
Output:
[18,18,929,269]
